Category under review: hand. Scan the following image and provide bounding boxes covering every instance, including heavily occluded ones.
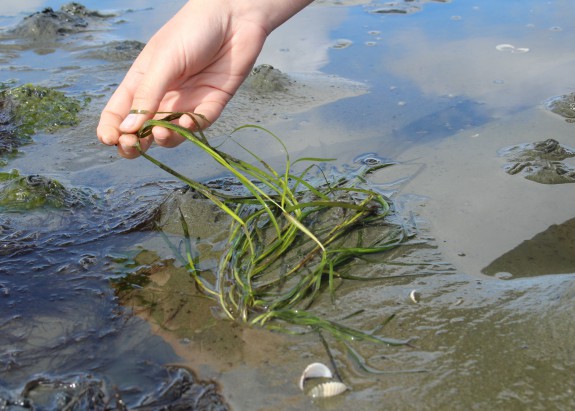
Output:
[97,0,313,159]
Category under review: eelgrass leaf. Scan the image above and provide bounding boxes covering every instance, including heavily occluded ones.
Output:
[135,113,411,354]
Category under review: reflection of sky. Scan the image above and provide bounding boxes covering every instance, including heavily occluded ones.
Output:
[330,0,575,113]
[0,0,179,15]
[0,0,44,16]
[3,0,575,114]
[0,0,345,74]
[287,0,575,148]
[257,7,347,73]
[0,0,186,41]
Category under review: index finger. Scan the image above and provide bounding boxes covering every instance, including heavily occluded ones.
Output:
[97,77,140,146]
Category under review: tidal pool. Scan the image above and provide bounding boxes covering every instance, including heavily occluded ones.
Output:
[1,0,574,410]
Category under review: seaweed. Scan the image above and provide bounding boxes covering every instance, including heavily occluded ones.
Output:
[0,84,85,163]
[0,169,89,211]
[133,112,411,346]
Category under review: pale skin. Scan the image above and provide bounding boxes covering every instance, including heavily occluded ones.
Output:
[97,0,314,159]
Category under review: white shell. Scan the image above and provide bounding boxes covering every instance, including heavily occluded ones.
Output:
[409,289,421,304]
[299,362,332,390]
[307,381,348,398]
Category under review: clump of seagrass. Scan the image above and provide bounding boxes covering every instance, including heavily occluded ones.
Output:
[135,112,409,346]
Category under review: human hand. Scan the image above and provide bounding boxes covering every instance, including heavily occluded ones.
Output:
[97,0,313,158]
[96,1,261,158]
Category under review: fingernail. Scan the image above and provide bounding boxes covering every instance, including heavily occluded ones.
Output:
[120,113,138,131]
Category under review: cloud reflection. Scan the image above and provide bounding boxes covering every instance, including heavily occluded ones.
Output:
[257,6,347,73]
[0,0,44,16]
[385,29,575,112]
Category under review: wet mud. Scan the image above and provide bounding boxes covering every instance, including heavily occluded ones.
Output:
[500,138,575,184]
[483,217,575,277]
[0,97,24,162]
[213,67,367,137]
[370,0,450,15]
[244,64,291,93]
[546,92,575,122]
[0,3,142,66]
[316,0,449,13]
[6,3,112,41]
[79,40,146,62]
[0,179,204,410]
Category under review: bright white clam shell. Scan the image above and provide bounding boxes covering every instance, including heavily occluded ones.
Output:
[299,362,332,390]
[307,381,348,398]
[299,363,348,398]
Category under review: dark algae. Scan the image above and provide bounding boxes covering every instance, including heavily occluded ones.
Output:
[0,365,229,411]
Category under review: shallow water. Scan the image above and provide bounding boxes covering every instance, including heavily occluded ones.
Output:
[1,0,574,410]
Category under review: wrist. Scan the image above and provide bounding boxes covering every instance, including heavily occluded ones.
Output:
[229,0,315,35]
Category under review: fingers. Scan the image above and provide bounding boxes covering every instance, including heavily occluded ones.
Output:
[97,46,175,158]
[96,74,155,150]
[116,133,153,159]
[96,111,122,147]
[152,110,217,147]
[152,126,186,148]
[97,82,134,147]
[119,64,172,134]
[96,0,253,159]
[98,93,221,158]
[97,89,155,158]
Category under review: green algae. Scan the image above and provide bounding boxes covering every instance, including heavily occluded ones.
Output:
[1,84,85,135]
[500,139,575,184]
[0,169,89,211]
[244,64,291,93]
[0,83,85,163]
[0,96,24,161]
[546,92,575,122]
